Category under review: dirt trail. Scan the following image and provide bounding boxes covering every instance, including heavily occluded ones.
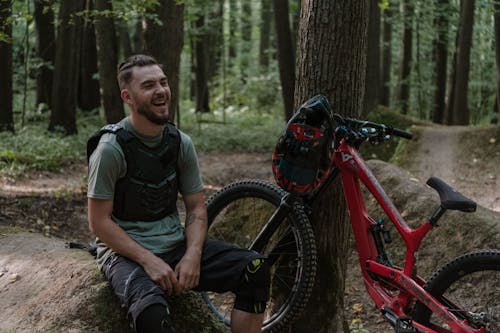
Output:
[406,125,499,212]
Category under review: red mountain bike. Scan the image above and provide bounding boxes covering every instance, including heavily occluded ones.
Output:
[202,113,499,333]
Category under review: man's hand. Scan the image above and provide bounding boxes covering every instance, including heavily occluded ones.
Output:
[142,255,182,296]
[174,250,201,293]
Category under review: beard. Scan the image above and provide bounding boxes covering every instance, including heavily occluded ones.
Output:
[137,103,170,125]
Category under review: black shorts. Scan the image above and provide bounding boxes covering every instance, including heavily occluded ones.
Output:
[101,238,264,327]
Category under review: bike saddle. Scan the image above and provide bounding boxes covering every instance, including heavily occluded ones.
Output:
[426,177,477,212]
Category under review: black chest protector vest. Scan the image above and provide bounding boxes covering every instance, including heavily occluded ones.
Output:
[87,122,180,221]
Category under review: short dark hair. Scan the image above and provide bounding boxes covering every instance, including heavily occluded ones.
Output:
[117,54,163,89]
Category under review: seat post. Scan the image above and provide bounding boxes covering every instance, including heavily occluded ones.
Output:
[428,205,447,226]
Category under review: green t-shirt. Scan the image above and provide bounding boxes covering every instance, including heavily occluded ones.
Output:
[87,117,204,267]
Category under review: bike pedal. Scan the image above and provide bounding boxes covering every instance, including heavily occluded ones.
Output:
[395,317,418,333]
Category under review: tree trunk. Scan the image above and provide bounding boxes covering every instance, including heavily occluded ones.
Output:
[49,0,84,134]
[495,0,500,116]
[192,14,210,113]
[144,0,184,122]
[240,2,252,80]
[397,0,413,115]
[274,0,295,121]
[34,0,56,112]
[94,0,125,124]
[259,0,272,70]
[452,0,475,125]
[228,0,238,65]
[432,0,450,124]
[133,18,144,54]
[78,0,100,112]
[292,1,368,332]
[380,3,392,107]
[119,21,133,58]
[206,1,224,81]
[0,0,13,132]
[364,0,380,116]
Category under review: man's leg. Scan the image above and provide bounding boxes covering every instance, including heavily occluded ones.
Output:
[231,309,264,333]
[102,254,173,333]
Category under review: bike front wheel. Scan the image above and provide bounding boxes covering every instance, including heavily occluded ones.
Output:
[413,250,500,332]
[203,179,316,332]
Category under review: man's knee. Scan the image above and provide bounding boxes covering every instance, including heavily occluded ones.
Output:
[234,258,270,314]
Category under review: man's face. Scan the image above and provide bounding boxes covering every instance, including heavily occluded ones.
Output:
[125,65,172,125]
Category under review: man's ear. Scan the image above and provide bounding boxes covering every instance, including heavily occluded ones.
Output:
[121,89,132,104]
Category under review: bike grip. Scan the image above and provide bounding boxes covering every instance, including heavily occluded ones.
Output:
[391,127,413,140]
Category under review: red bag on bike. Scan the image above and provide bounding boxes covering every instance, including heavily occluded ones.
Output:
[272,95,335,195]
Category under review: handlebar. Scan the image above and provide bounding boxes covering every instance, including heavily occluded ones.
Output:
[332,113,413,143]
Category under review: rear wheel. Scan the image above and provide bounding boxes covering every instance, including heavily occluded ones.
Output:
[203,179,316,332]
[413,250,500,332]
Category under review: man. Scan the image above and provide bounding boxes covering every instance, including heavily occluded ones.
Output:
[87,54,269,333]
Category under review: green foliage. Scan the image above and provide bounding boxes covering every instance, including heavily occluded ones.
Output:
[180,99,285,153]
[0,112,102,176]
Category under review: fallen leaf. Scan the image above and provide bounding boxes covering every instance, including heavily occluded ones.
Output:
[352,303,364,313]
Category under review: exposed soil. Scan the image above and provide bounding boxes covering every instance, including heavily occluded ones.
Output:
[0,125,499,332]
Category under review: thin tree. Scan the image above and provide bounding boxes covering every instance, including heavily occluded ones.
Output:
[0,0,13,132]
[292,1,368,332]
[144,0,184,122]
[191,12,210,113]
[451,0,475,125]
[94,0,124,124]
[494,0,500,117]
[34,0,55,112]
[432,0,450,124]
[227,0,238,66]
[240,2,252,80]
[78,0,100,112]
[274,0,295,121]
[364,0,381,116]
[259,0,272,70]
[380,3,392,107]
[49,0,84,134]
[397,0,413,114]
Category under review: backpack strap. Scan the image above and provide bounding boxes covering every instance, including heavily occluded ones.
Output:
[86,124,126,163]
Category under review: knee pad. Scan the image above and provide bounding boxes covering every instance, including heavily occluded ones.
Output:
[234,258,271,313]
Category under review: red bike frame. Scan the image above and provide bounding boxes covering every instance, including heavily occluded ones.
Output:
[334,139,484,333]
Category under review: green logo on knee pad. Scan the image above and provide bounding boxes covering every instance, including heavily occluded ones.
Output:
[247,258,263,274]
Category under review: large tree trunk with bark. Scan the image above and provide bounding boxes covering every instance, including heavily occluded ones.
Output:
[0,0,13,132]
[34,0,56,112]
[144,0,184,122]
[274,0,295,121]
[432,0,450,124]
[364,0,380,116]
[292,1,368,332]
[49,0,84,134]
[94,0,124,124]
[452,0,475,125]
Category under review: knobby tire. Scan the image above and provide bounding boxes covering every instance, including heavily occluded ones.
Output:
[203,179,317,332]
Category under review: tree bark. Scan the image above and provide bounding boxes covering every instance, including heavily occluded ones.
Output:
[432,0,450,124]
[206,1,223,81]
[133,18,143,54]
[227,0,238,65]
[119,21,133,58]
[274,0,295,121]
[240,2,252,80]
[452,0,475,125]
[380,3,392,107]
[0,0,13,132]
[78,0,100,112]
[144,0,184,122]
[397,0,413,115]
[364,0,380,116]
[192,14,210,113]
[292,1,368,332]
[34,0,56,111]
[94,0,124,124]
[49,0,84,134]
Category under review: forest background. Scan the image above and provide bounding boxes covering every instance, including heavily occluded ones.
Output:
[0,0,499,176]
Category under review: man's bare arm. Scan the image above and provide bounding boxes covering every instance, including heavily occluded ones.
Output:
[88,198,181,294]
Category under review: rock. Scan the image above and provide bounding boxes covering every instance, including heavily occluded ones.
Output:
[0,230,226,333]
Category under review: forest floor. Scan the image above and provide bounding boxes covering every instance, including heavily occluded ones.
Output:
[0,124,499,332]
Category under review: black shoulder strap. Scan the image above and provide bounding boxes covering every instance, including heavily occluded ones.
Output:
[86,124,126,163]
